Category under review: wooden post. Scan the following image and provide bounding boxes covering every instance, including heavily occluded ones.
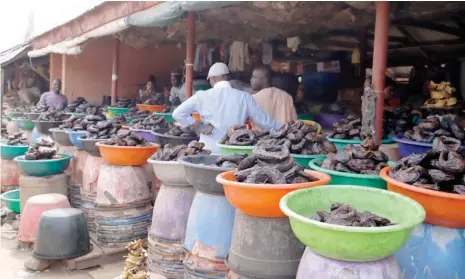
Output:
[371,1,390,144]
[185,11,196,98]
[62,54,67,98]
[111,36,120,106]
[49,54,55,90]
[359,28,368,87]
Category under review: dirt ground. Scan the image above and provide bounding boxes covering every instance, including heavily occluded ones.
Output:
[1,213,124,279]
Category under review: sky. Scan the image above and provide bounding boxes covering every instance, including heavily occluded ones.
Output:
[0,0,103,53]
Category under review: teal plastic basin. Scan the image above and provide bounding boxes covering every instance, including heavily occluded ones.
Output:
[298,113,315,121]
[280,185,425,262]
[0,189,20,213]
[216,142,254,156]
[14,154,72,177]
[1,143,29,160]
[107,106,130,117]
[327,138,395,150]
[291,154,327,169]
[308,158,393,189]
[154,112,175,123]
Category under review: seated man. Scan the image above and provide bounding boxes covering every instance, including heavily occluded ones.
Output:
[37,79,68,111]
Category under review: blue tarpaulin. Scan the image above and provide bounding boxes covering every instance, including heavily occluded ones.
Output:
[125,1,237,28]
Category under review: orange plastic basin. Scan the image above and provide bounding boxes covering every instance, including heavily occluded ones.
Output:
[137,104,167,113]
[96,143,160,166]
[216,170,331,218]
[380,166,465,228]
[192,113,201,121]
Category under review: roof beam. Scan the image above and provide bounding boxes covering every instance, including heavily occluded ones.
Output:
[388,39,465,50]
[396,19,462,37]
[395,25,429,58]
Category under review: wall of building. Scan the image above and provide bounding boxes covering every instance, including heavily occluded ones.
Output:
[53,37,185,104]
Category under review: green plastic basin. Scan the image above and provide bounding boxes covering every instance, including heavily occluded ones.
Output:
[0,143,29,160]
[154,112,175,123]
[14,153,72,177]
[327,138,395,150]
[298,113,315,121]
[107,106,130,117]
[0,189,20,213]
[216,142,254,156]
[291,154,327,169]
[279,185,425,262]
[308,158,393,189]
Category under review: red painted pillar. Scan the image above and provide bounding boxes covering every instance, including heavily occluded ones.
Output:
[185,11,196,98]
[111,36,120,106]
[371,1,390,144]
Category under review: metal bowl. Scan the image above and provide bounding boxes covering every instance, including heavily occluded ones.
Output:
[78,136,105,157]
[151,128,199,147]
[33,121,63,135]
[178,155,233,194]
[49,128,73,146]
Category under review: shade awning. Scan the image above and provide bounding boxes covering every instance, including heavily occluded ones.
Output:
[0,44,30,67]
[125,1,237,28]
[28,17,129,58]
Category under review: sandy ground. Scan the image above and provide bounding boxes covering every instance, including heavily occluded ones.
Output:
[1,215,124,279]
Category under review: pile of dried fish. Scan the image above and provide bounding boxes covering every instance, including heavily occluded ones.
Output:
[6,132,28,146]
[311,203,394,227]
[133,113,169,131]
[125,107,140,117]
[383,105,415,137]
[218,141,319,184]
[390,136,465,195]
[403,115,465,144]
[219,125,268,146]
[318,137,389,174]
[25,137,58,160]
[121,240,149,279]
[65,97,89,113]
[151,141,211,161]
[165,126,197,138]
[144,93,165,105]
[112,114,129,125]
[30,105,50,113]
[101,131,150,146]
[59,115,85,130]
[258,120,336,155]
[114,97,136,108]
[1,123,8,139]
[130,110,151,123]
[36,110,68,121]
[325,114,364,140]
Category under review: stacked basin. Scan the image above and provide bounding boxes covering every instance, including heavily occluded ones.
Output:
[179,155,236,278]
[216,169,330,278]
[147,158,196,278]
[280,185,425,278]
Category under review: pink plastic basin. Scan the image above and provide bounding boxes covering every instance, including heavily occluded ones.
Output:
[17,194,70,243]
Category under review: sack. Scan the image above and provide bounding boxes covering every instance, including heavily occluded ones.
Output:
[58,145,75,177]
[71,149,88,185]
[96,164,151,206]
[1,159,21,186]
[83,156,105,195]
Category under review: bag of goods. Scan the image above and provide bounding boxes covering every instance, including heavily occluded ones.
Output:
[1,158,21,186]
[96,164,151,206]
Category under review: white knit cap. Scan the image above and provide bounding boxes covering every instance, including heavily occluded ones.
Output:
[207,62,230,80]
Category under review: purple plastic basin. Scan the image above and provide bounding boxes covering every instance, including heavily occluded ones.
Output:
[316,113,344,129]
[129,128,156,143]
[392,136,431,157]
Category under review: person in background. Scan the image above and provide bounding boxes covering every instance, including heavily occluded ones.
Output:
[250,65,298,128]
[173,62,279,153]
[169,68,188,105]
[37,79,67,111]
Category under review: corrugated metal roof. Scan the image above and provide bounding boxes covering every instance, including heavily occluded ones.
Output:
[0,43,30,67]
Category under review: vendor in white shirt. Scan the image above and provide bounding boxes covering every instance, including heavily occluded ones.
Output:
[173,62,279,153]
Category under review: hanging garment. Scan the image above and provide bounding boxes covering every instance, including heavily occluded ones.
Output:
[229,41,250,72]
[262,43,273,65]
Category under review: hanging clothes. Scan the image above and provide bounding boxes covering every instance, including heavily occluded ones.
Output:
[262,42,273,65]
[229,41,250,72]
